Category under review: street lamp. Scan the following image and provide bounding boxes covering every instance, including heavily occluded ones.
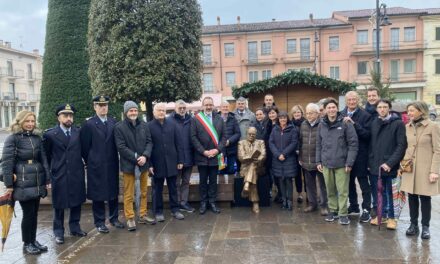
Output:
[374,0,392,75]
[312,30,320,73]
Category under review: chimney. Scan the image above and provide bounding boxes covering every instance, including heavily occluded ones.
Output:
[5,41,11,48]
[309,13,314,23]
[272,18,276,22]
[33,49,39,55]
[217,16,221,25]
[237,16,241,25]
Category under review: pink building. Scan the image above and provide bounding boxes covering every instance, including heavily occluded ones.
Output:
[201,7,437,106]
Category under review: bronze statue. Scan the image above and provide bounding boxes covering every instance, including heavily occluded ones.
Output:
[237,127,266,213]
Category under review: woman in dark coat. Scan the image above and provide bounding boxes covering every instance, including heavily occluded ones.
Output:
[267,106,281,203]
[269,111,299,210]
[290,105,306,203]
[1,110,50,254]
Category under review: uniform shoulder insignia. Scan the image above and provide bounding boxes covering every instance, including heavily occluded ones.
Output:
[44,127,56,133]
[85,117,92,121]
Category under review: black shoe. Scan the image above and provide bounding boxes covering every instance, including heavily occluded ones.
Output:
[97,225,109,234]
[23,243,41,255]
[297,195,303,204]
[110,220,125,229]
[359,209,371,223]
[180,203,195,213]
[421,226,430,239]
[55,236,64,245]
[339,216,351,225]
[70,230,87,237]
[33,240,48,251]
[199,202,207,215]
[210,203,221,214]
[275,196,283,204]
[287,200,293,211]
[281,200,287,210]
[325,212,339,222]
[348,206,360,215]
[405,224,419,236]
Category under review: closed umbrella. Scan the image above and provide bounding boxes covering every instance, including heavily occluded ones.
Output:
[377,168,384,230]
[0,181,15,252]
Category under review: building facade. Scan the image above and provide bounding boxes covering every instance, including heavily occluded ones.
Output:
[201,7,440,109]
[0,42,42,129]
[422,10,440,107]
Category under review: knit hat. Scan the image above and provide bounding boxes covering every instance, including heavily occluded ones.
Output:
[123,101,138,115]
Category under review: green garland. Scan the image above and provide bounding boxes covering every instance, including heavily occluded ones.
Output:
[232,70,356,98]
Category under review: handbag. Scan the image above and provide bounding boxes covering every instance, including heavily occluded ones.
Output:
[399,124,423,174]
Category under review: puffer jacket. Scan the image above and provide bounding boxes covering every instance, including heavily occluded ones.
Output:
[1,129,50,201]
[269,124,299,178]
[222,112,241,156]
[299,119,320,171]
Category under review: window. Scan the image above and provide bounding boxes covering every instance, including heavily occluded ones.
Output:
[330,66,340,80]
[29,83,35,94]
[286,39,297,54]
[357,61,368,75]
[202,44,212,65]
[8,82,15,95]
[329,36,339,51]
[261,41,271,55]
[224,43,234,57]
[357,30,368,44]
[404,27,416,42]
[262,70,272,80]
[300,38,310,60]
[436,27,440,41]
[248,71,258,83]
[404,59,416,73]
[203,73,213,92]
[390,60,400,81]
[27,64,33,79]
[390,28,400,50]
[300,68,310,72]
[435,59,440,74]
[225,72,236,86]
[7,61,13,76]
[248,41,258,63]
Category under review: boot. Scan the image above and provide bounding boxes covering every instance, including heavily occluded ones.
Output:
[405,224,419,236]
[23,243,41,255]
[252,202,260,213]
[421,226,430,239]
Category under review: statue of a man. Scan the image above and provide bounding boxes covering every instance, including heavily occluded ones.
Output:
[238,127,266,213]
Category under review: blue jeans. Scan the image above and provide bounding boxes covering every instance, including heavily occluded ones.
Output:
[370,175,394,219]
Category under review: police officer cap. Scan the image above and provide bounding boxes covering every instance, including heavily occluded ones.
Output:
[56,104,76,116]
[93,95,110,104]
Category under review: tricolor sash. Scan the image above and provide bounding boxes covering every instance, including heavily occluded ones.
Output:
[195,112,226,170]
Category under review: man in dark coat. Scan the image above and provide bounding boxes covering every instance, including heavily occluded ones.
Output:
[219,101,241,176]
[168,100,195,213]
[43,104,87,244]
[340,91,373,223]
[114,101,155,231]
[80,96,124,233]
[191,97,226,214]
[148,103,185,221]
[262,94,275,115]
[365,87,380,119]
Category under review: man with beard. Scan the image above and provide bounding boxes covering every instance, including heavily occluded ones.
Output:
[114,101,155,231]
[43,104,87,244]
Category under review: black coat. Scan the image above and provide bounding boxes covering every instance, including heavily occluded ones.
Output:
[191,113,226,166]
[114,118,153,173]
[369,113,407,177]
[168,112,194,167]
[365,103,378,119]
[250,118,270,141]
[43,126,86,209]
[80,115,119,201]
[269,124,299,178]
[341,107,371,176]
[148,119,183,178]
[1,130,49,201]
[222,112,241,156]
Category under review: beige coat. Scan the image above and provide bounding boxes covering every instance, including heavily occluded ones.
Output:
[401,119,440,196]
[237,139,266,184]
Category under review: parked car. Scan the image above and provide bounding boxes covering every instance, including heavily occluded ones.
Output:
[428,104,438,121]
[391,101,437,122]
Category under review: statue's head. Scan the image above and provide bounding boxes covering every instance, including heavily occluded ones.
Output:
[247,127,257,143]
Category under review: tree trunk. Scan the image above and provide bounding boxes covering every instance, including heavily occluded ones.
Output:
[146,100,154,121]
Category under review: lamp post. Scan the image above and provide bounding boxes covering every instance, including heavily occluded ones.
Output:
[312,30,320,74]
[374,0,392,76]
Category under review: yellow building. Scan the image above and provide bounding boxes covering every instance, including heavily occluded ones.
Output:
[422,10,440,110]
[0,41,42,129]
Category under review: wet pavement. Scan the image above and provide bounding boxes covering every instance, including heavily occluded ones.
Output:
[1,198,439,264]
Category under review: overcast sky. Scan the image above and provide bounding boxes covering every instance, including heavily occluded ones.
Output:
[0,0,438,54]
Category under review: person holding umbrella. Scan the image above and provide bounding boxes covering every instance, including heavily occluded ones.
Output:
[368,99,407,230]
[1,110,50,254]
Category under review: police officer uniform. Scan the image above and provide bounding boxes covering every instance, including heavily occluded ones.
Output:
[80,96,124,233]
[43,104,87,244]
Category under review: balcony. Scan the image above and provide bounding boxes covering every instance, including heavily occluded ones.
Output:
[202,59,218,68]
[242,58,277,66]
[28,93,41,101]
[352,71,426,84]
[27,72,42,81]
[0,68,25,80]
[281,55,314,64]
[351,40,426,56]
[2,92,18,101]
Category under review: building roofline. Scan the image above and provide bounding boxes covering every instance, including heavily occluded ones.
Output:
[0,46,42,59]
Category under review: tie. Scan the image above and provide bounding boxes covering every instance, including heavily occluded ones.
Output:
[348,112,353,118]
[239,112,244,117]
[66,130,71,143]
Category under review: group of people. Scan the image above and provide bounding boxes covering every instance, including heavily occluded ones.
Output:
[0,88,439,255]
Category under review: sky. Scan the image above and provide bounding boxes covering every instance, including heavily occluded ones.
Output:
[0,0,438,54]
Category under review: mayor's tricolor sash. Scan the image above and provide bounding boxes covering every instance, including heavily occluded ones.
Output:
[195,112,226,170]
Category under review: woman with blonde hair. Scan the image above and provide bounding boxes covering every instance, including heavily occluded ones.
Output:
[1,110,50,254]
[290,105,306,203]
[401,101,440,240]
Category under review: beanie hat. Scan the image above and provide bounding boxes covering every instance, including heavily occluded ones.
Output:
[123,101,138,115]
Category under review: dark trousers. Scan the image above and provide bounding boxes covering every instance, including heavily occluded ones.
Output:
[19,198,40,244]
[408,194,431,227]
[304,170,328,208]
[177,166,192,205]
[370,175,394,218]
[92,198,119,227]
[153,176,179,214]
[348,172,371,211]
[294,165,304,193]
[279,177,293,202]
[53,205,82,237]
[198,165,218,204]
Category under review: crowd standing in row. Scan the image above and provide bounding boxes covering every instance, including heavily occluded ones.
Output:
[1,89,439,255]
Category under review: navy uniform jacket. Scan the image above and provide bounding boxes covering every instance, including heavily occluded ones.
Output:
[43,126,86,209]
[80,115,119,201]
